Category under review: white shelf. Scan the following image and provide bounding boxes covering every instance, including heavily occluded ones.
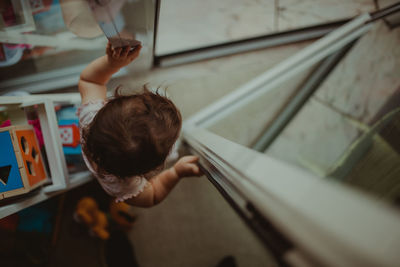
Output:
[0,171,93,219]
[0,95,94,219]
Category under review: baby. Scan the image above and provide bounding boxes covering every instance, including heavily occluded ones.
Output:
[78,42,202,207]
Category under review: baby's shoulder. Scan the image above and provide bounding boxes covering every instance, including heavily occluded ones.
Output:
[77,99,106,128]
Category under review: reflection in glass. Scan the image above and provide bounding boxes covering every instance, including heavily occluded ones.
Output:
[156,0,375,55]
[264,21,400,205]
[207,65,317,147]
[0,0,155,91]
[205,18,400,206]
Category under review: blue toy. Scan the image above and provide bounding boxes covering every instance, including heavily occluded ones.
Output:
[0,130,27,199]
[0,125,48,199]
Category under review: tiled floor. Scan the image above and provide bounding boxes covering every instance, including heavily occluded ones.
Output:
[277,0,376,31]
[129,178,277,267]
[206,60,316,147]
[267,20,400,177]
[156,0,276,54]
[156,0,377,55]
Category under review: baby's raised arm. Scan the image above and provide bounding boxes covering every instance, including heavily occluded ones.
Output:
[125,156,202,207]
[78,42,142,104]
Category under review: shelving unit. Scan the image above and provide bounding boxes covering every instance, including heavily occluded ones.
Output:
[0,94,92,219]
[0,171,92,219]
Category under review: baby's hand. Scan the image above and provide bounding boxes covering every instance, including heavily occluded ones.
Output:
[106,41,142,69]
[173,156,203,178]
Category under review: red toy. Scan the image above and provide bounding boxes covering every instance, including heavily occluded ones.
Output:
[59,124,79,147]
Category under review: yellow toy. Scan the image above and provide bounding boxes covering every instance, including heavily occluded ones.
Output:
[74,197,109,240]
[110,201,136,230]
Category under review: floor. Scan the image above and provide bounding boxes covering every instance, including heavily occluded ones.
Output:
[265,19,400,204]
[128,178,276,267]
[156,0,376,55]
[265,19,400,171]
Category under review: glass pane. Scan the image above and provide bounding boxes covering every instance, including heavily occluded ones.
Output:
[157,40,311,120]
[207,63,317,147]
[156,0,376,55]
[0,0,103,80]
[263,21,400,205]
[0,0,155,90]
[205,19,400,206]
[277,0,375,31]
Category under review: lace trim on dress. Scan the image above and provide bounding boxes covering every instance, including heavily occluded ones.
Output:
[115,181,149,203]
[76,99,106,117]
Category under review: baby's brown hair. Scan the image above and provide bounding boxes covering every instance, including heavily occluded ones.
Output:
[82,86,182,179]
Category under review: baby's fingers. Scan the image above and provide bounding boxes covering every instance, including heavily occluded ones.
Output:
[121,46,130,57]
[181,155,199,164]
[113,47,123,58]
[191,164,203,176]
[106,42,113,55]
[184,163,202,177]
[128,45,142,58]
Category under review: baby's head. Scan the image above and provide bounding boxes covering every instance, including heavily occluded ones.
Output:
[82,87,182,179]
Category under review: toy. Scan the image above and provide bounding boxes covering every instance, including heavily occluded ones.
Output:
[74,197,110,240]
[0,125,48,199]
[56,106,81,155]
[58,120,80,151]
[58,119,85,171]
[0,119,11,128]
[110,201,136,230]
[74,197,138,240]
[56,106,86,172]
[1,98,70,193]
[28,119,45,149]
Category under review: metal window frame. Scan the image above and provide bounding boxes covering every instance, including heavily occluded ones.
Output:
[184,128,400,267]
